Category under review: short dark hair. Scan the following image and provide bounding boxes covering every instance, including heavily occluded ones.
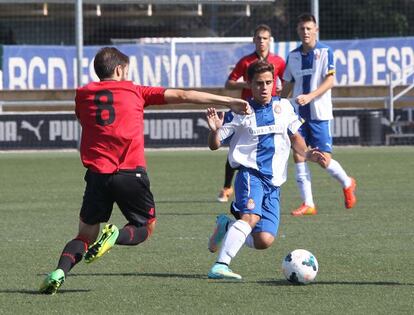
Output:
[94,47,129,80]
[254,24,272,37]
[297,13,317,25]
[247,60,274,81]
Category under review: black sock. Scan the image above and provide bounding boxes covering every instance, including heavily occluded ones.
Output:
[116,225,148,246]
[57,238,88,275]
[224,159,236,188]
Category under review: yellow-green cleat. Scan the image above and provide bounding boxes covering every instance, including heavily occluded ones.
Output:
[84,224,119,264]
[39,269,65,295]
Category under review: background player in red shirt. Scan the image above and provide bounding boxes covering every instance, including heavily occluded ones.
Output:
[217,24,286,203]
[40,47,250,295]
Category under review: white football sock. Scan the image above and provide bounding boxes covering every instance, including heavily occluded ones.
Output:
[295,162,315,207]
[326,159,352,188]
[217,220,252,265]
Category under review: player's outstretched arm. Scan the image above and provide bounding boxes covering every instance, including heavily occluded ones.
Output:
[290,132,327,166]
[164,89,251,115]
[206,107,223,150]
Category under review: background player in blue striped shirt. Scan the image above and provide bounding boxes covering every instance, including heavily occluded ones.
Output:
[205,60,325,280]
[282,13,357,216]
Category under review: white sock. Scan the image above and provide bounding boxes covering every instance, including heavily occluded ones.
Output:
[295,162,315,207]
[217,220,252,265]
[326,159,352,188]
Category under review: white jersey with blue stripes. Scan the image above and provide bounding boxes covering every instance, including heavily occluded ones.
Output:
[283,42,335,121]
[218,97,303,187]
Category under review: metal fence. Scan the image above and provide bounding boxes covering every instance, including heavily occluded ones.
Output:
[1,0,414,147]
[1,0,413,46]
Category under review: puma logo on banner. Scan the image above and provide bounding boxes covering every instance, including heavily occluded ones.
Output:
[21,120,44,141]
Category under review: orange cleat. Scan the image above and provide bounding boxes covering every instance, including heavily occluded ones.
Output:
[343,177,357,209]
[217,187,234,203]
[291,203,317,216]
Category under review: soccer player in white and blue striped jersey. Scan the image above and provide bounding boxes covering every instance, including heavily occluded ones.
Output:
[282,13,357,216]
[206,60,325,280]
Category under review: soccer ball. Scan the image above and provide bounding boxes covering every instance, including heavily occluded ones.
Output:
[282,249,318,284]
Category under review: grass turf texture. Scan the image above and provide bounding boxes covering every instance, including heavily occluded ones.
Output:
[0,147,413,314]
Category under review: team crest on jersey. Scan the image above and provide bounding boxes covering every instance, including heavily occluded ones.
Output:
[246,198,255,210]
[314,50,320,60]
[274,105,282,114]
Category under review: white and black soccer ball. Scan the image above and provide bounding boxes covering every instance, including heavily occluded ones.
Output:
[282,249,318,284]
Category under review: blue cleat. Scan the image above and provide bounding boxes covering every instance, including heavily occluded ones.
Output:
[208,214,232,253]
[208,263,242,280]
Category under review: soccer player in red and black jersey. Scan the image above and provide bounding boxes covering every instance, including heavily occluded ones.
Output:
[226,24,285,100]
[39,47,250,294]
[217,24,286,203]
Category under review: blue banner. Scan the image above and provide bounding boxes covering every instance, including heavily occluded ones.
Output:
[1,37,413,89]
[323,37,414,86]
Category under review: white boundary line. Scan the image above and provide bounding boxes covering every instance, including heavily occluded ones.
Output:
[0,147,224,154]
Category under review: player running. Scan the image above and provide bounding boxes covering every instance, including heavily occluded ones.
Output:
[217,24,286,203]
[281,13,356,216]
[206,60,325,280]
[39,46,250,294]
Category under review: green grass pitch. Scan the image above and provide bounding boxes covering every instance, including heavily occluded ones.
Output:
[0,147,413,314]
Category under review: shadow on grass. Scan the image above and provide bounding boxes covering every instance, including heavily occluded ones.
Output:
[34,273,413,287]
[50,272,269,284]
[0,289,91,295]
[69,273,262,284]
[68,272,207,279]
[259,280,414,286]
[160,212,217,216]
[156,200,218,205]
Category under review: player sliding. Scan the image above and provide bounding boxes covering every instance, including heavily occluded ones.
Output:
[206,60,326,280]
[39,47,251,294]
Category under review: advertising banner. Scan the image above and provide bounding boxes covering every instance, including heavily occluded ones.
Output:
[2,108,413,150]
[1,37,413,90]
[0,112,79,149]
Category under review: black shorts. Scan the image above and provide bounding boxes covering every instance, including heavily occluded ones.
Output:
[80,167,155,227]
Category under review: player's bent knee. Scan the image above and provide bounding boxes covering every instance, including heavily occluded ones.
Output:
[253,233,275,249]
[78,220,100,243]
[319,153,331,168]
[318,160,329,168]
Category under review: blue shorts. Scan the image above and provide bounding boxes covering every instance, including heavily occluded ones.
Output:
[299,120,332,153]
[231,167,280,236]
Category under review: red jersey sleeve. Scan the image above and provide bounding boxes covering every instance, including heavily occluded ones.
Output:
[227,59,247,81]
[137,86,167,107]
